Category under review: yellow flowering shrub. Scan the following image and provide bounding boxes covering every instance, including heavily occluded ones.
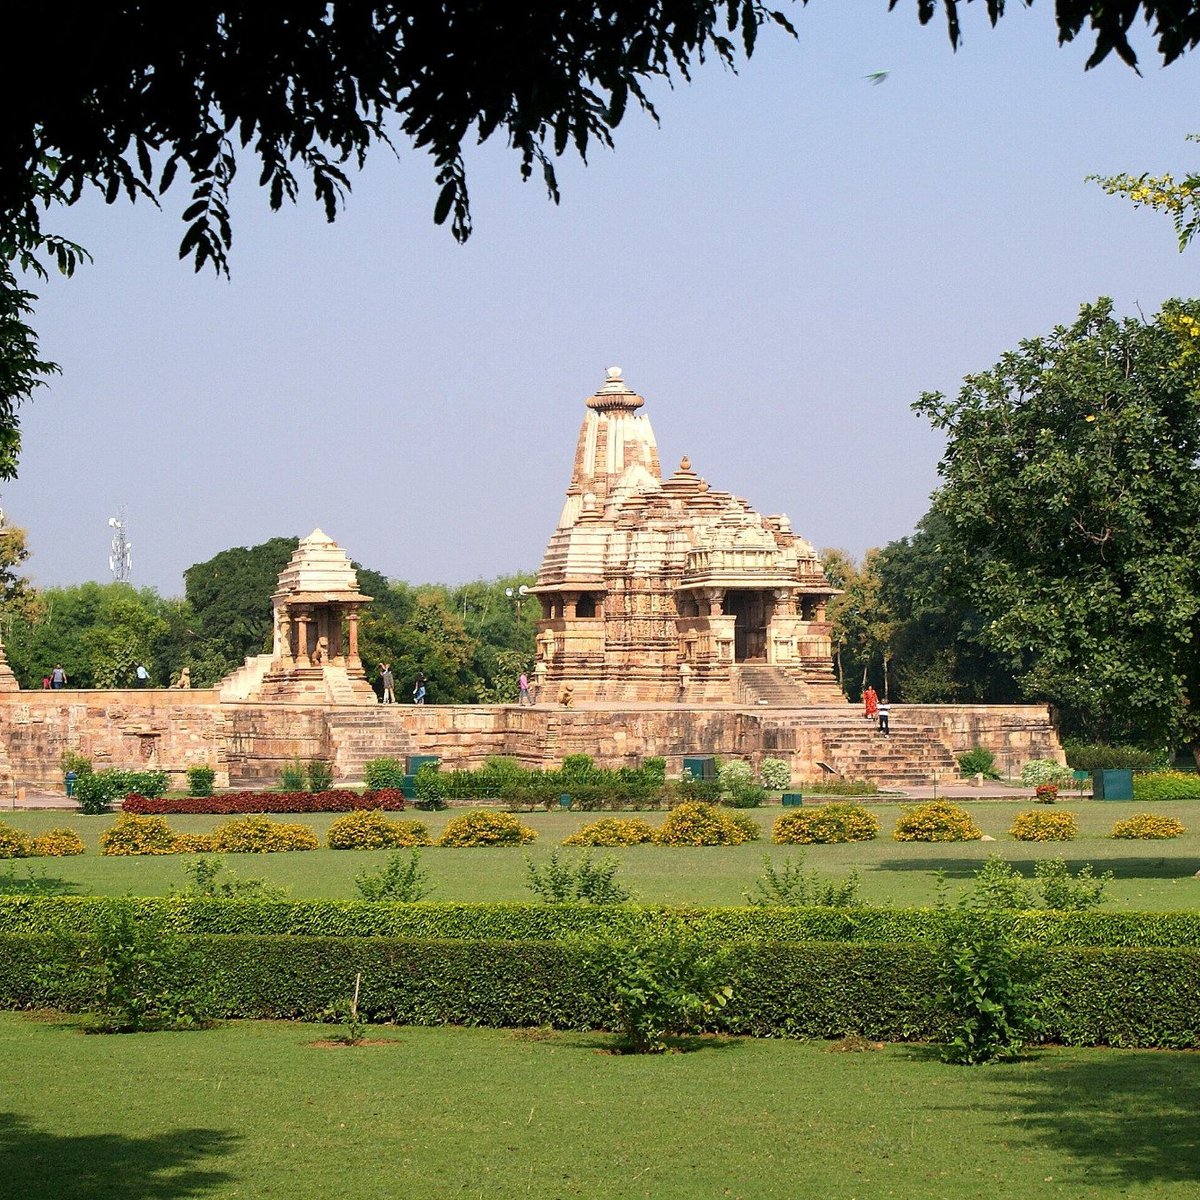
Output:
[172,833,216,853]
[210,815,319,853]
[653,802,753,846]
[436,809,537,847]
[563,817,656,847]
[327,810,431,849]
[100,814,180,856]
[1110,813,1186,840]
[28,828,86,857]
[0,823,30,858]
[1009,810,1078,842]
[773,803,879,845]
[893,801,982,843]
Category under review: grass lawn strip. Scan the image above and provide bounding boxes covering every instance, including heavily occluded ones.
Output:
[1,802,1197,910]
[2,1013,1198,1200]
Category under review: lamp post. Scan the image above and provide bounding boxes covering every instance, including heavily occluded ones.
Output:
[504,584,530,622]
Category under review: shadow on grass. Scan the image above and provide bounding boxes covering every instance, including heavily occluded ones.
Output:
[0,864,80,895]
[0,1113,238,1199]
[558,1033,747,1055]
[927,1050,1200,1188]
[871,855,1193,880]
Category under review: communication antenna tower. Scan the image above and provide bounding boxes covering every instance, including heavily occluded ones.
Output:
[108,508,132,583]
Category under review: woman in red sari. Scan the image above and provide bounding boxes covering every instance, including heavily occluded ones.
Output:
[863,685,878,721]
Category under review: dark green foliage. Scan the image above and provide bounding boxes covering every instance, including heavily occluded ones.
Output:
[74,769,168,814]
[183,539,297,683]
[526,851,630,905]
[1063,740,1162,771]
[8,896,1200,951]
[279,759,306,792]
[915,298,1200,747]
[957,747,999,778]
[306,760,334,793]
[363,757,406,791]
[574,923,735,1052]
[1,931,1197,1048]
[172,857,287,902]
[59,751,92,786]
[90,902,216,1032]
[354,850,432,903]
[1034,858,1113,910]
[745,855,862,907]
[938,911,1040,1064]
[413,763,447,811]
[186,765,215,797]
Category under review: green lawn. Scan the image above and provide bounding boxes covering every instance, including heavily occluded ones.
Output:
[1,1013,1197,1199]
[1,801,1198,909]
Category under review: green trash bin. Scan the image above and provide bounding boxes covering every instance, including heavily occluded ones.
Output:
[399,774,418,798]
[1091,769,1134,801]
[558,793,572,810]
[682,756,716,780]
[781,793,803,807]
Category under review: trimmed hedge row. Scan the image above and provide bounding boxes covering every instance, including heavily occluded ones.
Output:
[1,932,1197,1047]
[2,897,1198,948]
[122,789,407,814]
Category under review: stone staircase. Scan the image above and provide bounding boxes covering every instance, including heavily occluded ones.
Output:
[218,653,274,702]
[326,709,411,783]
[752,705,963,787]
[734,663,846,706]
[822,723,960,787]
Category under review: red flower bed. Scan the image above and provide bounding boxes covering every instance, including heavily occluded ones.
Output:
[122,789,406,814]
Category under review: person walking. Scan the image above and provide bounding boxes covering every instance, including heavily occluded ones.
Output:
[135,663,150,688]
[863,685,878,722]
[877,697,890,737]
[379,663,395,704]
[518,671,531,705]
[412,675,426,705]
[50,663,67,690]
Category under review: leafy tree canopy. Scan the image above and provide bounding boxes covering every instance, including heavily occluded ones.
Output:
[914,296,1200,748]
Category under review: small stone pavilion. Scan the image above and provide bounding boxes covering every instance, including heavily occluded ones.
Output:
[532,369,844,703]
[222,529,375,704]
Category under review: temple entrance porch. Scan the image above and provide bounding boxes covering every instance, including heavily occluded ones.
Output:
[724,589,772,661]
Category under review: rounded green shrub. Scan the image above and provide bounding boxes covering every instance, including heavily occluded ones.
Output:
[893,801,982,843]
[563,818,656,847]
[1110,813,1186,840]
[653,802,754,846]
[773,803,879,845]
[29,828,86,857]
[436,809,537,847]
[326,810,431,850]
[100,814,179,856]
[1009,810,1078,842]
[210,816,319,853]
[0,823,30,858]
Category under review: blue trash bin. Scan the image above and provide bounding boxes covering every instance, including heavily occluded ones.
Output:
[65,770,77,797]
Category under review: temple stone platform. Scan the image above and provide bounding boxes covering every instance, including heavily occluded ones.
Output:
[0,691,1062,793]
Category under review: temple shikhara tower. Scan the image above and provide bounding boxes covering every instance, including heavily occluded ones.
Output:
[532,368,844,703]
[220,529,375,704]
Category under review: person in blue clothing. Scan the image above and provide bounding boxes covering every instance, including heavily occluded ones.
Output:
[412,674,426,705]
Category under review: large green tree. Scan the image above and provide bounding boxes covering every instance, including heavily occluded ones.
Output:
[914,297,1200,750]
[183,537,298,683]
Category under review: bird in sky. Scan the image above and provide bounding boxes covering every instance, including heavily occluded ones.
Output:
[865,71,890,85]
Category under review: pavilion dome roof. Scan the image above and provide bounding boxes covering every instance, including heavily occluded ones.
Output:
[273,529,371,602]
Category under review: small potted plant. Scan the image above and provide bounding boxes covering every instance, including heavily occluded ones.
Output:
[1035,783,1059,804]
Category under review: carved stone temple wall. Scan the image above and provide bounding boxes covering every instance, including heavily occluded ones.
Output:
[531,368,845,704]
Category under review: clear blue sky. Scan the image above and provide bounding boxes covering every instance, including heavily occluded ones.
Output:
[9,5,1200,595]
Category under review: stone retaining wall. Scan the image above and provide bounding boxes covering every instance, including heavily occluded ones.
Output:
[0,691,1063,793]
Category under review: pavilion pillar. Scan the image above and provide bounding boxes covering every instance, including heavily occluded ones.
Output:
[347,607,360,660]
[295,609,311,665]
